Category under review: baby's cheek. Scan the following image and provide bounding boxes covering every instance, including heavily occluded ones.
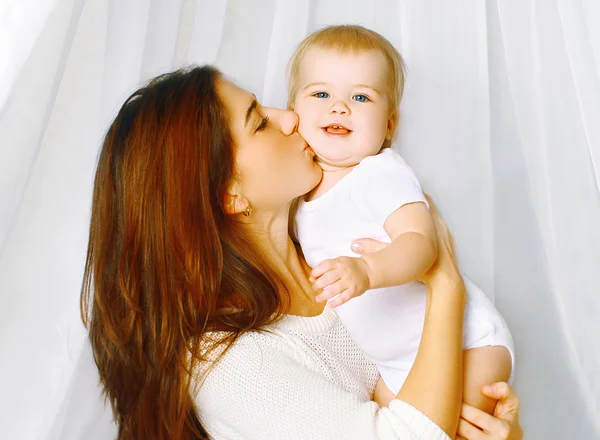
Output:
[302,130,326,156]
[296,116,309,135]
[296,108,312,129]
[364,122,389,146]
[297,119,317,144]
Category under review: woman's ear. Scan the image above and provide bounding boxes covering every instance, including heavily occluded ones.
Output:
[385,112,396,141]
[224,183,249,216]
[224,194,249,216]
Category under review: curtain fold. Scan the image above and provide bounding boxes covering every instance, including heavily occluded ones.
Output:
[1,1,598,439]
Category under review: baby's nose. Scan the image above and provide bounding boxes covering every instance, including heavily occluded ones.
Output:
[329,100,350,115]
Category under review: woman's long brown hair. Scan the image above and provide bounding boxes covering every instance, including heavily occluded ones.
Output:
[81,66,288,439]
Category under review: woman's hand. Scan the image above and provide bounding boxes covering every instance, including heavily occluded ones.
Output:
[415,195,462,291]
[457,382,523,440]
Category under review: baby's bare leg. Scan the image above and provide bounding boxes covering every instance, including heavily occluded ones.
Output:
[373,377,396,408]
[462,346,512,414]
[374,346,511,412]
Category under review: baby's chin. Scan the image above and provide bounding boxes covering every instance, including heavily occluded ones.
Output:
[299,131,374,169]
[312,150,362,171]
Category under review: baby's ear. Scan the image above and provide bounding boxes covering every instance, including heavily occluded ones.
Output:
[386,112,396,141]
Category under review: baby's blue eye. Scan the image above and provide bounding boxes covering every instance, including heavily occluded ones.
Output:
[314,92,330,99]
[353,94,369,102]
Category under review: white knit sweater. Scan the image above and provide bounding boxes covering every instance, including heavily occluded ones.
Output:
[193,307,450,440]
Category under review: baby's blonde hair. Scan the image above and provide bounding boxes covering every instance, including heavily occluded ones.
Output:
[287,25,406,145]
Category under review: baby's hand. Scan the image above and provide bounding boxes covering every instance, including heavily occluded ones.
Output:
[310,257,371,307]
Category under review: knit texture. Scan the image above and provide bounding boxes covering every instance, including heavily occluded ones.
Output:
[192,307,450,440]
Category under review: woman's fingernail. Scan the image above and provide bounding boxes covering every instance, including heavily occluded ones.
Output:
[351,242,363,253]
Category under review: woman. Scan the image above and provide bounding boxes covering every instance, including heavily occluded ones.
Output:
[81,65,522,439]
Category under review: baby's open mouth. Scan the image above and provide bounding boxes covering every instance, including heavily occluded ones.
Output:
[322,124,352,135]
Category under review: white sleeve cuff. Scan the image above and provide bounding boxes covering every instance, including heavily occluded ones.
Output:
[385,399,451,440]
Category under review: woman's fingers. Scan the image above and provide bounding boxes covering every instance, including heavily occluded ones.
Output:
[483,382,521,433]
[481,382,520,420]
[422,194,453,255]
[458,385,523,440]
[460,403,498,429]
[481,382,514,401]
[457,417,486,440]
[461,403,511,437]
[350,238,388,255]
[417,195,462,289]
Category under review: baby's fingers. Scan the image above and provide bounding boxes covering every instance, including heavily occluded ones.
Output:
[311,259,336,279]
[327,290,353,308]
[312,270,341,291]
[316,282,345,303]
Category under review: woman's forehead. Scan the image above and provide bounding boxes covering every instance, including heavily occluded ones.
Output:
[217,79,255,122]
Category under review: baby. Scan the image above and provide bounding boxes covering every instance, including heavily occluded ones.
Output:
[289,25,515,413]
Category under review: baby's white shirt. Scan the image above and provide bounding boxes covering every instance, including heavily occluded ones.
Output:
[296,148,515,393]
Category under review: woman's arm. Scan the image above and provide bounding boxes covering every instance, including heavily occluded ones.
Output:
[397,272,465,436]
[354,196,466,437]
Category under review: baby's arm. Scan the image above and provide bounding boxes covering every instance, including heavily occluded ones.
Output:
[311,201,436,307]
[362,201,437,289]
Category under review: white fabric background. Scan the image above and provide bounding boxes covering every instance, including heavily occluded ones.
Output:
[1,0,599,439]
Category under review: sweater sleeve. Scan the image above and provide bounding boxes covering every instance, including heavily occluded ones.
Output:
[193,334,449,440]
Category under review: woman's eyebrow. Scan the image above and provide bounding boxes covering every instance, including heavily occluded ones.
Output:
[245,97,258,127]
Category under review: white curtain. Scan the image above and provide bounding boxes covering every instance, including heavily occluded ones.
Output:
[1,1,599,439]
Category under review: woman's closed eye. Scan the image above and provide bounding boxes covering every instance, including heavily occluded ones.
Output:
[256,116,269,132]
[352,94,370,103]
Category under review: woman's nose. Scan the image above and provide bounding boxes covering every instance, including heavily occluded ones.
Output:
[267,108,299,136]
[329,100,350,115]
